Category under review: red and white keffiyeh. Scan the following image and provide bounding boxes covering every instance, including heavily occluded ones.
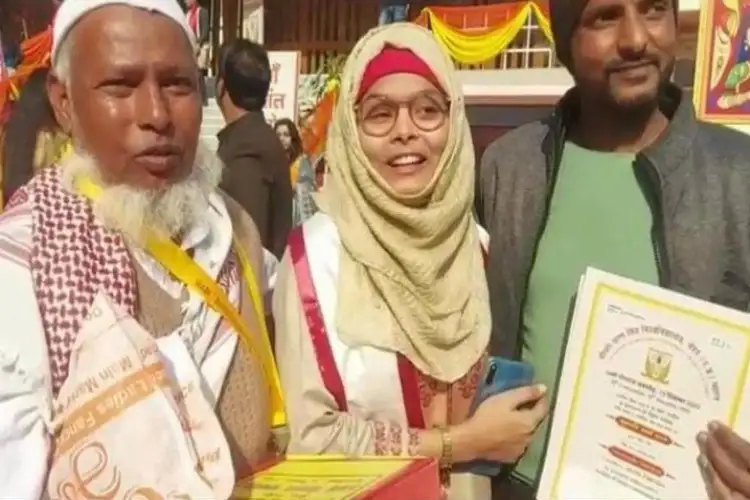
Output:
[25,167,138,396]
[11,167,238,396]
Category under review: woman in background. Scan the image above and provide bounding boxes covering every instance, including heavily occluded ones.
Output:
[1,67,68,208]
[185,0,210,105]
[273,24,547,499]
[275,118,317,225]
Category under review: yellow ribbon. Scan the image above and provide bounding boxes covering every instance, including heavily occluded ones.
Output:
[9,82,20,100]
[76,177,286,428]
[530,2,553,45]
[289,156,300,188]
[57,140,73,163]
[425,2,553,65]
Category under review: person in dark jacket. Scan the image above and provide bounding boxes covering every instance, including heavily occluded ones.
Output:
[477,0,750,498]
[378,0,409,25]
[215,39,292,258]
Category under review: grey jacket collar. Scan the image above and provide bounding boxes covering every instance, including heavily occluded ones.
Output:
[544,84,699,182]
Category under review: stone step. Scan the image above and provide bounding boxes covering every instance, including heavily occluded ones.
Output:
[201,99,224,153]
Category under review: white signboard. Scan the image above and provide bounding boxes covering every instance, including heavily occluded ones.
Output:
[264,51,300,126]
[242,0,263,43]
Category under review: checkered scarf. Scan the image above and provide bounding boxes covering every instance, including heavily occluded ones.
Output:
[26,167,138,396]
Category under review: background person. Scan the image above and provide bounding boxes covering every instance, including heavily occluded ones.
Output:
[185,0,210,104]
[274,117,317,225]
[378,0,409,25]
[215,39,292,258]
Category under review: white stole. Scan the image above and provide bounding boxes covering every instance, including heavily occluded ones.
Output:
[302,214,409,424]
[300,213,489,424]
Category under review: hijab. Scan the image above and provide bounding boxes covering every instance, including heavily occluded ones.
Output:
[315,23,489,382]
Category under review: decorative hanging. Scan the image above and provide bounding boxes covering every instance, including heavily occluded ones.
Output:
[300,80,338,163]
[0,25,53,124]
[414,2,553,65]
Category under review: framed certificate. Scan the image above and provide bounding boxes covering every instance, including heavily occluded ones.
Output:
[538,268,750,500]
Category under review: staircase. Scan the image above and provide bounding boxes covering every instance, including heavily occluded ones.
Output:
[201,98,224,153]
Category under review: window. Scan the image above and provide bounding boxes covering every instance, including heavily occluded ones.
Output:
[454,9,557,70]
[497,10,556,70]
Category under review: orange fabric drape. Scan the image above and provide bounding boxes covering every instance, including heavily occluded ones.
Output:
[0,26,53,121]
[414,1,549,36]
[300,84,339,162]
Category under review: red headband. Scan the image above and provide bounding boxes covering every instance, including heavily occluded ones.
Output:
[357,45,441,101]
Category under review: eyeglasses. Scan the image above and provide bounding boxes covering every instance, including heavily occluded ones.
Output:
[355,91,450,138]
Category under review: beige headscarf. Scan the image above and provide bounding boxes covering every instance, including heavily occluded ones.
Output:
[316,23,489,383]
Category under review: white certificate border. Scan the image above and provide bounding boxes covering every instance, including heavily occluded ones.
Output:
[538,276,750,500]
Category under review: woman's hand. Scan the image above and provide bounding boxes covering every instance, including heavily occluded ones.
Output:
[453,384,548,463]
[698,422,750,500]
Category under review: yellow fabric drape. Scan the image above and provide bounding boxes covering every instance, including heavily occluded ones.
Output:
[424,2,553,65]
[530,2,553,43]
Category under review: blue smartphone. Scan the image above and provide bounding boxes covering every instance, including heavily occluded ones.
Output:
[460,357,535,477]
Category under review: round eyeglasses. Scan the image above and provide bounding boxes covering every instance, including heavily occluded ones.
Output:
[355,91,450,138]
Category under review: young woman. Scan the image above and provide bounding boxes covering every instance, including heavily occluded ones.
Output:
[273,24,548,499]
[274,118,317,225]
[1,67,68,208]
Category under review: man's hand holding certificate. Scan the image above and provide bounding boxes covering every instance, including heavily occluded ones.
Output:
[698,421,750,500]
[538,268,750,500]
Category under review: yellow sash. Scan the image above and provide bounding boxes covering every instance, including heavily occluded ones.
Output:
[76,177,286,428]
[289,156,300,188]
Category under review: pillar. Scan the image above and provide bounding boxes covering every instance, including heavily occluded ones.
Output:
[241,0,263,43]
[221,0,240,45]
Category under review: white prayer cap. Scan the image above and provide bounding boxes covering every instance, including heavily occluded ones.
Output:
[51,0,196,65]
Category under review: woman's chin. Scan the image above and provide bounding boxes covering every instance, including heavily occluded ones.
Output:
[386,173,433,197]
[376,161,437,197]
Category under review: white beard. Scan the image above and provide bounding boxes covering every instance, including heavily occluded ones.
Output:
[60,141,224,247]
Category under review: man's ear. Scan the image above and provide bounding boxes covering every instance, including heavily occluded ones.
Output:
[215,77,225,100]
[47,72,72,135]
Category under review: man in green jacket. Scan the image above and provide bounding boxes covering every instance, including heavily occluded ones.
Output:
[478,0,750,498]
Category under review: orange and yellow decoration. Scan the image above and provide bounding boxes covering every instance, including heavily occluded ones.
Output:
[300,79,339,164]
[0,25,53,122]
[267,2,554,182]
[414,1,553,65]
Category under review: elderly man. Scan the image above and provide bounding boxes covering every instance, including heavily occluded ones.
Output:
[0,0,279,496]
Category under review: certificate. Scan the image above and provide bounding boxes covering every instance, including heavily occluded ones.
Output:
[537,268,750,500]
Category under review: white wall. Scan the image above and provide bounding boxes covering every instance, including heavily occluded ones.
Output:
[459,68,573,97]
[679,0,700,11]
[242,0,263,43]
